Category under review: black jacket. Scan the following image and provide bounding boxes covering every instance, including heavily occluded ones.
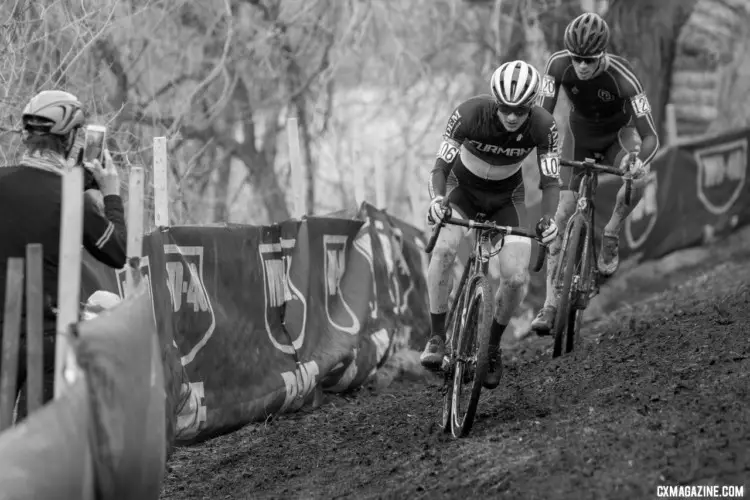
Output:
[0,166,127,326]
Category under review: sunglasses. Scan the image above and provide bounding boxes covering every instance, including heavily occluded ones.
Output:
[570,52,603,64]
[498,104,532,116]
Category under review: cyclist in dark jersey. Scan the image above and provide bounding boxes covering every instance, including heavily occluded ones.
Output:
[531,12,660,334]
[420,60,560,389]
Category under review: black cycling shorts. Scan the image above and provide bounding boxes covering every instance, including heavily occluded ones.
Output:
[445,167,528,235]
[561,116,640,192]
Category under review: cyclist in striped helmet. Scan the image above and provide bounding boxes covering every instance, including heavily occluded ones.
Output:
[0,90,127,419]
[530,12,660,335]
[420,60,561,389]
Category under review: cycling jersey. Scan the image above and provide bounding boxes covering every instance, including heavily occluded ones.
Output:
[538,51,659,165]
[429,95,562,218]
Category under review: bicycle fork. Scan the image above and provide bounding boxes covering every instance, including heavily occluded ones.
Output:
[553,210,599,307]
[441,233,491,376]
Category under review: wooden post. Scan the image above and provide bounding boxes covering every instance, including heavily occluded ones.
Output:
[665,103,678,146]
[374,162,386,210]
[0,258,24,431]
[126,167,145,295]
[153,136,169,227]
[25,244,43,415]
[286,117,305,218]
[55,165,94,500]
[353,162,366,208]
[54,166,84,399]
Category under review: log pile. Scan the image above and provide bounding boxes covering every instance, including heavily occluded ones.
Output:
[670,0,750,136]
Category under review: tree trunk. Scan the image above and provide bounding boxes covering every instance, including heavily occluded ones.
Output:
[605,0,699,136]
[213,151,232,222]
[233,80,290,223]
[538,0,583,53]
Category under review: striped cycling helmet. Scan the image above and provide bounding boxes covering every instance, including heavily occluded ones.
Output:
[490,60,540,108]
[22,90,85,136]
[564,12,610,56]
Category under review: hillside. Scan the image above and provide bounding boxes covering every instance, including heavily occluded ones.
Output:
[159,226,750,499]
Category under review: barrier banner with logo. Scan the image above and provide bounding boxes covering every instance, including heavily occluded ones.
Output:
[319,204,431,393]
[360,204,431,347]
[77,205,428,445]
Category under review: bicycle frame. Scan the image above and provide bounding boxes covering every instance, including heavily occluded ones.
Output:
[445,217,495,350]
[425,211,546,437]
[553,170,599,308]
[553,157,633,310]
[425,213,546,356]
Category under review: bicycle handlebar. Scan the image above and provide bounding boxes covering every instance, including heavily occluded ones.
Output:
[424,215,547,273]
[560,157,634,206]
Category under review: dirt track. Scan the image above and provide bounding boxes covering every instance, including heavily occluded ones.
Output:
[160,248,750,500]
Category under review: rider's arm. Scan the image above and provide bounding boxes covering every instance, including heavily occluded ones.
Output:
[428,105,466,199]
[531,108,563,219]
[616,60,660,164]
[83,193,127,269]
[537,51,567,115]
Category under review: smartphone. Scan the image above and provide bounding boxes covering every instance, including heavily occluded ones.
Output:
[83,124,106,163]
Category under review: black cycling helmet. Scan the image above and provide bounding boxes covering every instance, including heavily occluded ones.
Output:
[564,12,610,57]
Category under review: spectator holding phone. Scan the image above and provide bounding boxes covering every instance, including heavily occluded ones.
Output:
[0,89,127,415]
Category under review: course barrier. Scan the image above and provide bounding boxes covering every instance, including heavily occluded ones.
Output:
[2,126,749,499]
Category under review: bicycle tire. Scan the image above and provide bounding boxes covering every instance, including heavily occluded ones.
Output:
[451,275,493,438]
[552,216,585,358]
[566,307,583,354]
[440,259,473,433]
[441,297,463,434]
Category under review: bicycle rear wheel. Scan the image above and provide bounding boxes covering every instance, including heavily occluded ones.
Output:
[451,275,493,438]
[553,216,585,358]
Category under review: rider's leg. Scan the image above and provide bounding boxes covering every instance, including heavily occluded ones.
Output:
[531,121,587,334]
[483,188,529,389]
[543,191,577,307]
[599,127,645,276]
[421,223,467,364]
[420,184,473,369]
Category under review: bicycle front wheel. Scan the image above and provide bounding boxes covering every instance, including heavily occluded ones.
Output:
[440,260,473,433]
[451,275,493,438]
[552,216,585,358]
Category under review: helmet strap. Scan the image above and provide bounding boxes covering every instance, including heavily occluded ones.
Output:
[591,53,607,78]
[64,127,83,164]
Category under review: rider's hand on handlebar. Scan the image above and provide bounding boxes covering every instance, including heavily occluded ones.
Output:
[536,216,558,245]
[427,196,450,226]
[620,145,646,180]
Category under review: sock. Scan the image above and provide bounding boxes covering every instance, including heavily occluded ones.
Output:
[489,319,507,347]
[430,312,447,338]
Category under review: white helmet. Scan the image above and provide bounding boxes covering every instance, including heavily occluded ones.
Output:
[490,60,541,108]
[22,90,85,136]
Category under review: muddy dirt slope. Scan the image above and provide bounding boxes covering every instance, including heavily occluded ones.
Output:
[161,244,750,500]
